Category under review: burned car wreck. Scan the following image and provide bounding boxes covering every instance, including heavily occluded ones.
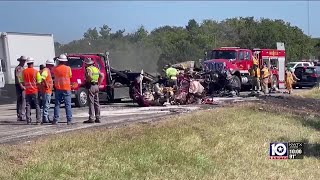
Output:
[130,60,241,107]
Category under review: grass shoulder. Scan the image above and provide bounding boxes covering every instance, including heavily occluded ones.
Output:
[295,88,320,99]
[0,105,319,179]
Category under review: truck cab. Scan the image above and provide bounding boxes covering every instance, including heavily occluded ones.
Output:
[203,45,286,90]
[52,53,114,107]
[203,47,254,88]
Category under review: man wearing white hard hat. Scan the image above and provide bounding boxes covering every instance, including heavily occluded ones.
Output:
[19,57,42,124]
[15,56,27,121]
[39,59,55,124]
[52,54,73,125]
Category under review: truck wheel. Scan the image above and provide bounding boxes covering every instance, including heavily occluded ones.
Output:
[75,88,88,107]
[231,75,241,96]
[271,75,279,88]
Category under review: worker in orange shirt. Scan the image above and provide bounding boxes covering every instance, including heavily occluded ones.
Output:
[40,59,55,124]
[19,57,42,124]
[52,54,73,125]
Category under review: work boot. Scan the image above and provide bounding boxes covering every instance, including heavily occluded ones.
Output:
[83,120,95,124]
[51,120,58,125]
[95,119,101,123]
[17,117,26,121]
[67,121,75,125]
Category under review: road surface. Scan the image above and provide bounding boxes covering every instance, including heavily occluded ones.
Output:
[0,89,308,144]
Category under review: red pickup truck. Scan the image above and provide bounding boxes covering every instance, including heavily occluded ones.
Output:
[52,52,156,107]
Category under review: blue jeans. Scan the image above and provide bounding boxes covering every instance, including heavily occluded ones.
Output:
[41,92,52,122]
[54,90,72,122]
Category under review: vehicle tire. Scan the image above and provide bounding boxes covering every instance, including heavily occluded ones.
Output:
[230,75,241,96]
[271,75,279,88]
[107,86,114,102]
[75,88,88,107]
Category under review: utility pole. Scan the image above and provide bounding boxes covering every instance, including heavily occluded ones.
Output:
[307,0,310,37]
[307,0,312,61]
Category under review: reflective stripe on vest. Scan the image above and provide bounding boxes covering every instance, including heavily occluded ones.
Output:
[87,66,100,83]
[54,65,71,91]
[23,68,38,95]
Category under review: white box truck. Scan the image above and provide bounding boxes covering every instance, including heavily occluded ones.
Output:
[0,32,55,99]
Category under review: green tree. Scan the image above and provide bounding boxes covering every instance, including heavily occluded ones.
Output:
[83,27,100,40]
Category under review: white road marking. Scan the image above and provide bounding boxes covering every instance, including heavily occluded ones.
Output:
[73,106,200,118]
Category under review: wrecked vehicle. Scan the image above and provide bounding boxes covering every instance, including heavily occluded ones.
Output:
[201,63,241,97]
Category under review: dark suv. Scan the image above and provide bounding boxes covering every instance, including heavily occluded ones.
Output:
[293,66,320,88]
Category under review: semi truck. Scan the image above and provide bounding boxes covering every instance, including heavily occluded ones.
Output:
[0,32,55,98]
[53,52,156,107]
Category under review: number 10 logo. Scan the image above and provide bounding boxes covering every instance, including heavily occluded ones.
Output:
[270,142,288,159]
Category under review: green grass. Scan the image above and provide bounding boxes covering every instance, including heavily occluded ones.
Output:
[296,88,320,99]
[1,105,320,179]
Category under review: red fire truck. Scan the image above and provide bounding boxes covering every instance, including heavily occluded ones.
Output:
[203,43,286,90]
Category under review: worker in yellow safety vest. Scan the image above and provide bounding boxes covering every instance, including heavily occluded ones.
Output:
[249,64,261,94]
[260,63,270,94]
[252,55,259,66]
[165,63,179,87]
[83,58,104,124]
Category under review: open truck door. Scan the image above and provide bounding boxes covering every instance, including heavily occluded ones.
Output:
[276,42,286,89]
[0,58,5,88]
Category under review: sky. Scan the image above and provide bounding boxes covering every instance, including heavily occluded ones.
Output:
[0,1,319,44]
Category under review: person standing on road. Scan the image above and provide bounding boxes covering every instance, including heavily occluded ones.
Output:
[249,64,261,94]
[40,59,55,124]
[165,63,179,88]
[260,63,270,94]
[285,67,300,94]
[83,58,104,123]
[52,54,73,125]
[38,64,45,109]
[15,56,27,121]
[19,57,42,124]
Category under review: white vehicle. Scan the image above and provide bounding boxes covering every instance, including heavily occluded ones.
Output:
[286,61,314,69]
[0,32,55,96]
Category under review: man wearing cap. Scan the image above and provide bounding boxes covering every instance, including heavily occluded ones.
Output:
[83,58,104,123]
[52,54,73,125]
[15,56,27,121]
[40,59,55,124]
[19,57,42,124]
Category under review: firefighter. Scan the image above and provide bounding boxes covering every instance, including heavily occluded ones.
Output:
[260,63,270,94]
[40,59,55,124]
[52,54,73,125]
[285,67,300,94]
[15,56,27,121]
[19,57,42,124]
[165,63,179,87]
[249,64,261,94]
[83,58,104,123]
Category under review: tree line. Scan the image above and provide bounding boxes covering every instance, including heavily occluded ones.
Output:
[55,17,320,73]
